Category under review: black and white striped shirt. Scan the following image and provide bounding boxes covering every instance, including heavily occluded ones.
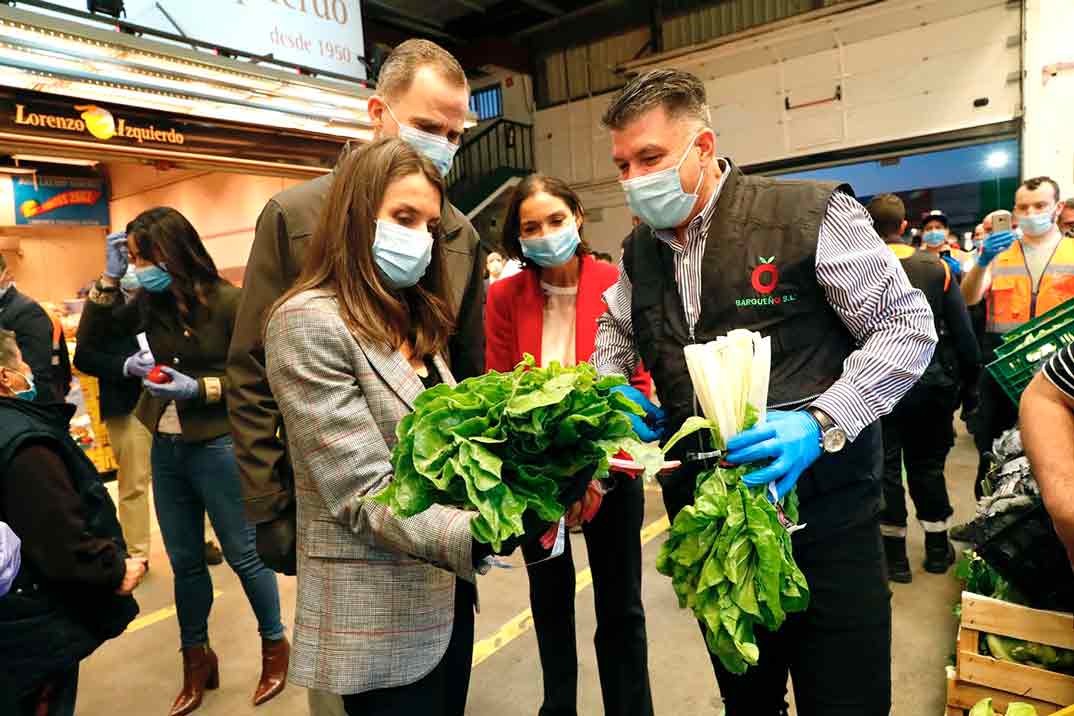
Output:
[1044,345,1074,398]
[593,169,938,441]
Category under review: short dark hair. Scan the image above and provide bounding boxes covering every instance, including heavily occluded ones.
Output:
[376,39,468,101]
[1020,176,1061,203]
[602,69,711,131]
[500,174,590,267]
[865,194,906,239]
[1063,197,1074,210]
[0,329,17,370]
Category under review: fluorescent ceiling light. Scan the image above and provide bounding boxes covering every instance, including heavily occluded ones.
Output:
[12,154,98,166]
[0,166,37,174]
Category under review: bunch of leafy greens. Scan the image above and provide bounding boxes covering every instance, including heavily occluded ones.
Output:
[956,551,1074,674]
[375,354,664,551]
[655,330,809,674]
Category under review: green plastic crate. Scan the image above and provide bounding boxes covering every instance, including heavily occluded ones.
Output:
[988,298,1074,404]
[997,298,1074,349]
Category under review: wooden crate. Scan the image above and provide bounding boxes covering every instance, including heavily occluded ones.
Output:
[946,591,1074,715]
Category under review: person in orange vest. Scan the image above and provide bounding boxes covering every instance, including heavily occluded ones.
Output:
[960,175,1074,503]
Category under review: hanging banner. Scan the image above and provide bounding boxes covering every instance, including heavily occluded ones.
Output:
[11,175,109,226]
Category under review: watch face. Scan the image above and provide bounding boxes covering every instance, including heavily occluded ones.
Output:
[823,427,848,453]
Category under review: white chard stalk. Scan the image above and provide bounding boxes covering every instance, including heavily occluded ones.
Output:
[682,330,771,450]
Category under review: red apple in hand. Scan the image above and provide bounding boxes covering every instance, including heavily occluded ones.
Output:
[146,365,172,384]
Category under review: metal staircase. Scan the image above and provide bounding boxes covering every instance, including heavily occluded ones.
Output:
[446,119,534,217]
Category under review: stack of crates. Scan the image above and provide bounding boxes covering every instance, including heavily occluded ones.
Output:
[987,298,1074,405]
[74,368,119,475]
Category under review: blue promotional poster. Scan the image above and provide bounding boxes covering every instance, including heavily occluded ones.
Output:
[11,175,109,226]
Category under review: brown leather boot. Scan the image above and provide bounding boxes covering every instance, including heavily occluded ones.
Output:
[252,636,289,706]
[169,644,219,716]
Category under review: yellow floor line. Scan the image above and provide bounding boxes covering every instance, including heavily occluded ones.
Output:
[471,514,671,667]
[125,590,224,634]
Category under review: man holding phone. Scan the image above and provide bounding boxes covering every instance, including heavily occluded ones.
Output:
[960,176,1074,497]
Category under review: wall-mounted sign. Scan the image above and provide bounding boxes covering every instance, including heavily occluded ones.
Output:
[1,88,346,176]
[40,0,366,80]
[14,103,185,145]
[11,175,109,226]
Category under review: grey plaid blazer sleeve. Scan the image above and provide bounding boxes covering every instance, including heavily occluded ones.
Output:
[265,293,476,580]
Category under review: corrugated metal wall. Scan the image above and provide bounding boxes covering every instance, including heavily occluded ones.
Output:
[663,0,836,51]
[538,27,650,106]
[536,0,853,107]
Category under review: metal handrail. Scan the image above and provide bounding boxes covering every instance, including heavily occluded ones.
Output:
[447,119,534,189]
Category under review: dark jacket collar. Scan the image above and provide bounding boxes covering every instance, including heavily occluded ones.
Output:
[0,395,75,429]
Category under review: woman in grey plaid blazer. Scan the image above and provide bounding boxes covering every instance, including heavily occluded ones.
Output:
[264,139,544,715]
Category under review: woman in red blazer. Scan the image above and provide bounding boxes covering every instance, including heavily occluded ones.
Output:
[485,174,654,716]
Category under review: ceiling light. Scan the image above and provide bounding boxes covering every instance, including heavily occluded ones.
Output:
[12,154,99,166]
[0,166,37,174]
[986,151,1009,170]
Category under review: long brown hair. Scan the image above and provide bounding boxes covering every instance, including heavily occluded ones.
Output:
[500,173,590,268]
[126,206,224,335]
[270,138,454,357]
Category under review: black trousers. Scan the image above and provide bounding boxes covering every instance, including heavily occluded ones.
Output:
[660,475,891,716]
[881,389,957,530]
[971,342,1018,497]
[342,579,475,716]
[520,475,654,716]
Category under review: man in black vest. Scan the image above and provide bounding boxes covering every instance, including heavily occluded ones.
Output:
[593,70,937,716]
[866,194,980,583]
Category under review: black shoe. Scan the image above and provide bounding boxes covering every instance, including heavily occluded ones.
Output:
[949,521,977,544]
[924,531,956,574]
[205,540,224,566]
[883,536,912,583]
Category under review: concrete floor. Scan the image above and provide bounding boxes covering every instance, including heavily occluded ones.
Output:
[77,425,979,716]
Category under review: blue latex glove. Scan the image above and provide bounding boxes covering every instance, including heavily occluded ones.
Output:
[940,253,962,278]
[123,350,155,378]
[105,231,129,278]
[610,384,666,442]
[977,230,1016,267]
[0,521,21,598]
[142,366,199,400]
[724,410,822,500]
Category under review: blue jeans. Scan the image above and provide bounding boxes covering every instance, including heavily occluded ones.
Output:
[152,434,284,648]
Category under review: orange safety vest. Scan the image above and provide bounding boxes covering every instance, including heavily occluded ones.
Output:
[987,236,1074,334]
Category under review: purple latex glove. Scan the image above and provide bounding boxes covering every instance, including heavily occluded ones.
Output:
[142,366,199,400]
[123,350,155,378]
[0,521,21,597]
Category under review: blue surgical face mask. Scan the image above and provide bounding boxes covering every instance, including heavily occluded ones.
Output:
[620,132,706,230]
[373,220,434,289]
[922,229,948,247]
[1019,210,1056,237]
[7,369,35,402]
[521,221,581,268]
[120,264,140,292]
[135,265,172,293]
[385,104,459,177]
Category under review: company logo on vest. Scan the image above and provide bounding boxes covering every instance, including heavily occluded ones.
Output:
[736,255,798,308]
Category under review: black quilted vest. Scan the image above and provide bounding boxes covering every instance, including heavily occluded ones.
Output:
[622,163,882,541]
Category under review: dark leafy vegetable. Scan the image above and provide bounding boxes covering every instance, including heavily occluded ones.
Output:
[375,354,664,550]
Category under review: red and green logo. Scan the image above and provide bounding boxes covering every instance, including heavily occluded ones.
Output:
[750,256,779,295]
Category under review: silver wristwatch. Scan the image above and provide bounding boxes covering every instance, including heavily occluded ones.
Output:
[807,407,847,453]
